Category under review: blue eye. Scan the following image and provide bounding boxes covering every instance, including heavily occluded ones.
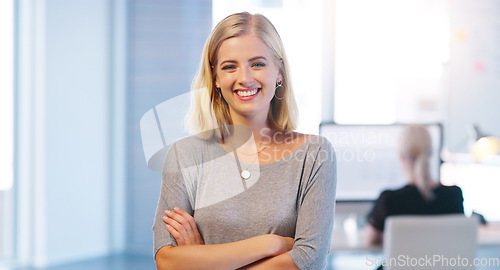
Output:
[252,62,266,68]
[221,65,236,71]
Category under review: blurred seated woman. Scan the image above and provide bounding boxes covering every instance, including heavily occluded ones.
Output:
[364,125,464,246]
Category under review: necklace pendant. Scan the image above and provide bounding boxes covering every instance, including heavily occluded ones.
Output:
[241,170,251,180]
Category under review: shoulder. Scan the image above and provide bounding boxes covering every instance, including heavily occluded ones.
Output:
[435,184,463,196]
[376,185,411,201]
[171,135,218,152]
[292,134,336,173]
[291,133,335,160]
[377,189,396,201]
[435,184,460,191]
[163,135,220,170]
[302,134,335,163]
[306,134,333,147]
[388,185,420,197]
[284,132,334,151]
[437,184,462,191]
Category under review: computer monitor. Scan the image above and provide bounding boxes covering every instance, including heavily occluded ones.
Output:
[319,123,443,201]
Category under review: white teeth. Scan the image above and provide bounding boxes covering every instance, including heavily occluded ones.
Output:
[236,89,258,97]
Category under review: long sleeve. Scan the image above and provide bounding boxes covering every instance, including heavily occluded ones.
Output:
[152,135,338,269]
[287,138,337,270]
[152,142,195,255]
[367,190,391,231]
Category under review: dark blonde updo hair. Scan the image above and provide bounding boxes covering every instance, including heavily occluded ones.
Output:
[399,125,435,200]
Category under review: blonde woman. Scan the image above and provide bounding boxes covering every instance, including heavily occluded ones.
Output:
[364,125,464,245]
[152,12,337,269]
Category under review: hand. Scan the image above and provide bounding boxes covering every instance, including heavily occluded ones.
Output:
[272,235,294,256]
[163,207,205,246]
[261,234,294,257]
[237,235,296,270]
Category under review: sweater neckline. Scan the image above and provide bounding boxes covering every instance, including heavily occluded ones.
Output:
[214,135,317,169]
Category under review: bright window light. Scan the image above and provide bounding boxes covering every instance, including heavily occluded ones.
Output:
[334,0,450,124]
[0,0,14,191]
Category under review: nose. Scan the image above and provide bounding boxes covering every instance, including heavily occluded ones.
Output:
[237,66,254,87]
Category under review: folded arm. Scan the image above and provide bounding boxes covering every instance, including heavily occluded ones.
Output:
[238,252,299,270]
[156,207,295,270]
[155,234,294,270]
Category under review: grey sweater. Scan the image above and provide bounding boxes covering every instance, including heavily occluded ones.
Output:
[153,135,337,269]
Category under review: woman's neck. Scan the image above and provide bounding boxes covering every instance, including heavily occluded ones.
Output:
[229,114,274,146]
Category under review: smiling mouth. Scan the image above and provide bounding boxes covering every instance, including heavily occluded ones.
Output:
[235,88,260,97]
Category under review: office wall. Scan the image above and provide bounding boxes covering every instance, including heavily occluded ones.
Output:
[45,0,111,264]
[126,0,212,254]
[446,0,500,152]
[17,0,213,263]
[16,0,121,266]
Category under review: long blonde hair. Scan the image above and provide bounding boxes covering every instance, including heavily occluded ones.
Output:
[399,125,435,200]
[185,12,298,139]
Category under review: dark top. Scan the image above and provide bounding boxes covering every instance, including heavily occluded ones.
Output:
[367,184,464,231]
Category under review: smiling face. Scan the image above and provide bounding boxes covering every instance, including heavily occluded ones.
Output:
[215,34,282,123]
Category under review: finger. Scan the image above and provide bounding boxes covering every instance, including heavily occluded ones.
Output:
[163,216,188,236]
[165,209,193,232]
[164,216,200,245]
[173,207,197,232]
[173,208,202,241]
[165,223,185,245]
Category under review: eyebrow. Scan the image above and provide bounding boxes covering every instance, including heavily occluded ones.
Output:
[219,56,268,66]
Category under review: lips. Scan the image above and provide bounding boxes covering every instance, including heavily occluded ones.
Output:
[235,88,260,97]
[234,88,260,101]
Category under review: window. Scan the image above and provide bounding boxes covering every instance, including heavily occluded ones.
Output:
[334,0,450,124]
[0,0,14,261]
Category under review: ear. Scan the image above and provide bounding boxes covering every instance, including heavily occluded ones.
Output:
[277,64,284,83]
[215,76,220,88]
[278,59,284,80]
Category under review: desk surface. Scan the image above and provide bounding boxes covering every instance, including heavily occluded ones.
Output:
[331,222,500,251]
[479,222,500,245]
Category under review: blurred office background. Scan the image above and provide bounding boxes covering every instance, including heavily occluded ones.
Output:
[1,0,499,269]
